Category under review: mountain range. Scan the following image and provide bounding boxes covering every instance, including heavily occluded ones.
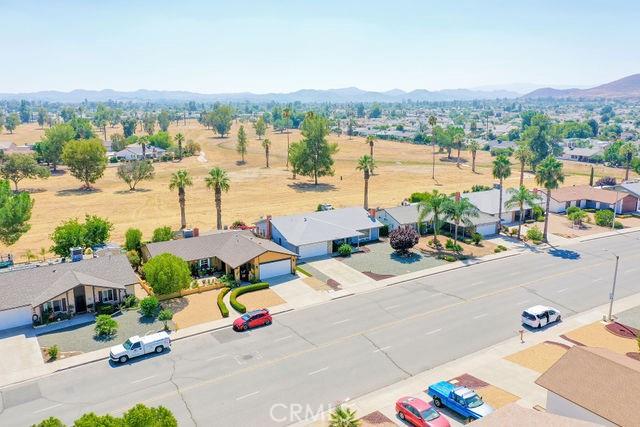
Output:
[523,74,640,99]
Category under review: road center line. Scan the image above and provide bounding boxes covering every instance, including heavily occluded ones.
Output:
[274,335,293,342]
[385,304,400,310]
[308,366,329,376]
[332,318,350,325]
[34,404,62,414]
[557,288,568,293]
[473,313,488,319]
[131,375,157,384]
[206,355,227,362]
[373,346,392,353]
[236,391,260,401]
[468,281,486,287]
[425,328,442,336]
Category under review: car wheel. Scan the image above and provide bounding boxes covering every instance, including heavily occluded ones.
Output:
[155,345,164,354]
[119,355,128,363]
[265,319,272,326]
[243,324,248,331]
[557,315,561,322]
[398,412,405,420]
[433,397,443,408]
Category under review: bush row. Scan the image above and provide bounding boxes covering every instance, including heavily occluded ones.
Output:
[229,283,269,314]
[217,287,231,318]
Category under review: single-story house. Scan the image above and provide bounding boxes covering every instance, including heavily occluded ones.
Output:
[536,346,640,426]
[463,187,535,226]
[115,143,166,161]
[0,141,36,155]
[471,402,599,427]
[612,181,640,211]
[376,202,500,237]
[539,185,638,214]
[142,230,296,282]
[254,207,383,259]
[0,255,139,331]
[560,146,603,163]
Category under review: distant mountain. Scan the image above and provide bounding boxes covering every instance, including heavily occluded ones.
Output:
[523,74,640,99]
[0,86,520,103]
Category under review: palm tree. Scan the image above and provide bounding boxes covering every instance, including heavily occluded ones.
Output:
[169,169,193,229]
[568,209,588,228]
[262,138,272,168]
[139,135,148,159]
[366,135,376,159]
[428,115,437,179]
[283,107,291,168]
[444,198,479,245]
[505,185,540,239]
[417,190,450,244]
[174,133,185,160]
[514,142,533,186]
[619,141,638,181]
[467,140,480,173]
[356,155,376,210]
[329,405,360,427]
[492,154,512,232]
[535,156,565,242]
[205,167,231,230]
[454,134,465,168]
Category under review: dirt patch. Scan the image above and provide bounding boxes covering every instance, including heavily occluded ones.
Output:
[326,279,342,290]
[162,290,223,329]
[417,237,498,258]
[627,352,640,361]
[302,276,332,292]
[237,288,285,311]
[359,411,396,426]
[477,385,519,409]
[449,373,489,389]
[41,347,82,362]
[563,321,638,355]
[504,342,568,373]
[362,271,395,281]
[606,322,639,339]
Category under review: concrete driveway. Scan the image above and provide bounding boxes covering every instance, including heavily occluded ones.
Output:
[305,257,373,289]
[266,274,330,308]
[0,333,45,387]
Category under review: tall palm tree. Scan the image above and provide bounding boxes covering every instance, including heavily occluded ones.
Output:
[205,167,231,230]
[366,135,376,159]
[467,140,480,173]
[505,185,540,239]
[535,156,565,242]
[444,197,479,245]
[174,133,185,160]
[329,405,360,427]
[356,155,376,210]
[454,134,465,168]
[492,154,512,233]
[514,142,533,186]
[417,189,449,244]
[619,141,638,181]
[262,138,272,168]
[169,169,193,229]
[428,115,437,179]
[283,107,291,168]
[139,135,148,159]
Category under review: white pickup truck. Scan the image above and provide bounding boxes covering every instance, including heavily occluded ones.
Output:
[109,332,171,363]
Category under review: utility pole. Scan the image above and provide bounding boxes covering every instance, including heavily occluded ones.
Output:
[611,188,620,231]
[607,254,620,322]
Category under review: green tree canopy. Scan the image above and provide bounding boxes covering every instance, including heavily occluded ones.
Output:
[253,116,267,139]
[5,113,20,133]
[295,113,338,185]
[39,123,76,171]
[0,153,50,191]
[143,253,191,295]
[0,180,34,245]
[49,215,112,256]
[157,110,171,132]
[152,226,173,242]
[121,117,138,137]
[62,139,107,189]
[236,125,248,162]
[208,105,234,137]
[117,161,155,190]
[147,131,173,149]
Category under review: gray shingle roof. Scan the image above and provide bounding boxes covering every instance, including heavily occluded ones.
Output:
[269,207,383,246]
[144,230,295,268]
[462,188,532,215]
[382,203,497,227]
[0,255,138,311]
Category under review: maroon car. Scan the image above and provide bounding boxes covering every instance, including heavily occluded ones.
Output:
[233,308,272,331]
[396,396,450,427]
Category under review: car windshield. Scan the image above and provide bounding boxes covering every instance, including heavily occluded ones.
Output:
[123,339,133,350]
[465,395,483,408]
[420,407,440,421]
[522,311,536,320]
[241,314,251,321]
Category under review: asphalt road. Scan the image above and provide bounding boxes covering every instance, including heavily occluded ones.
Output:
[1,232,640,426]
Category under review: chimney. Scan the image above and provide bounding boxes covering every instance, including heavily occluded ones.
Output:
[368,208,376,220]
[455,192,461,202]
[266,215,272,239]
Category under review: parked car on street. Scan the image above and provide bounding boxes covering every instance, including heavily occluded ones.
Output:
[109,332,171,363]
[521,305,561,329]
[395,396,450,427]
[426,381,493,421]
[233,308,272,331]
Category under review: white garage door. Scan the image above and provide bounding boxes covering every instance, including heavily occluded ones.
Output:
[298,241,329,259]
[259,259,292,280]
[0,306,33,330]
[476,223,498,237]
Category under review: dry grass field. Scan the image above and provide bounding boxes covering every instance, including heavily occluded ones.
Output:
[0,120,634,261]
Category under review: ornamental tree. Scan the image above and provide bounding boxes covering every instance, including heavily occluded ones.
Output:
[143,253,191,295]
[389,225,419,255]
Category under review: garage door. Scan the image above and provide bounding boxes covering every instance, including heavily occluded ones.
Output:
[298,241,329,259]
[0,306,33,330]
[476,223,498,237]
[259,259,292,280]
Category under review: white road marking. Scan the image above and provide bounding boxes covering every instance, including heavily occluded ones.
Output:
[308,366,329,376]
[626,268,639,274]
[34,404,63,413]
[508,271,520,276]
[557,288,569,293]
[274,335,292,343]
[332,318,350,325]
[468,281,486,287]
[206,354,227,362]
[592,278,605,282]
[373,346,392,353]
[473,313,489,320]
[425,328,442,336]
[131,375,157,384]
[385,304,401,310]
[236,391,260,401]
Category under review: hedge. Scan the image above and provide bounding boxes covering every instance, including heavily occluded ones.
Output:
[230,283,269,314]
[217,287,231,318]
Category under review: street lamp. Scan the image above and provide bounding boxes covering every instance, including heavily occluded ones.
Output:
[603,249,620,322]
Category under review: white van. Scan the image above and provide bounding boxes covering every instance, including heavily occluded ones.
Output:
[521,305,561,329]
[109,331,171,363]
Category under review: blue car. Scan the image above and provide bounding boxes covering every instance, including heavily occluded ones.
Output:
[426,381,494,421]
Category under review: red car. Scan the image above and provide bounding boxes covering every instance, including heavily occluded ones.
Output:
[396,396,450,427]
[233,309,272,331]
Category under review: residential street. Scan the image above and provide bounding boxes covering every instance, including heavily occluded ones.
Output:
[1,232,639,426]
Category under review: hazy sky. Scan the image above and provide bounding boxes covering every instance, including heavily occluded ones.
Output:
[2,0,639,93]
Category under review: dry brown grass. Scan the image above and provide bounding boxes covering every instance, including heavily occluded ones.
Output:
[161,290,223,329]
[236,288,285,312]
[1,121,634,261]
[476,385,520,409]
[504,342,568,373]
[564,321,638,355]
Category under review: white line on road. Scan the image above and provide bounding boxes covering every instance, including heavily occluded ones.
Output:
[468,281,486,287]
[236,391,260,401]
[473,313,489,320]
[385,304,401,310]
[131,375,157,384]
[425,328,442,336]
[332,318,351,325]
[34,404,63,414]
[557,288,569,293]
[206,354,227,362]
[274,335,293,342]
[626,268,639,274]
[308,366,329,376]
[373,346,392,353]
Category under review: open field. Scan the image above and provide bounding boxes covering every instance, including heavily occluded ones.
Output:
[1,120,635,260]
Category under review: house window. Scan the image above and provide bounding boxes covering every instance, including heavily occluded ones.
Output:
[99,289,115,302]
[43,298,67,313]
[198,258,210,269]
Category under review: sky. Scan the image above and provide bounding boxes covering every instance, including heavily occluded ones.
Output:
[1,0,639,94]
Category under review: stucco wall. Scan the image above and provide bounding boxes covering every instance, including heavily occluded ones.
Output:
[546,391,614,426]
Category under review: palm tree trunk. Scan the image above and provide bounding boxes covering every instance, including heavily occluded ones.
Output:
[370,143,374,158]
[431,141,436,179]
[266,148,269,168]
[625,163,630,181]
[363,175,369,210]
[456,146,461,167]
[520,161,525,186]
[472,152,476,173]
[286,132,290,168]
[498,178,504,233]
[178,141,183,160]
[543,190,551,242]
[518,202,523,239]
[142,143,146,159]
[178,187,186,229]
[215,188,222,230]
[454,221,459,245]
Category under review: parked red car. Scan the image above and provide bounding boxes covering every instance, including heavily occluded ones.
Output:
[233,309,272,331]
[396,396,450,427]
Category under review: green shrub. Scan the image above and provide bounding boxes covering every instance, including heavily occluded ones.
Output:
[338,243,352,256]
[96,303,116,315]
[143,253,191,295]
[47,344,59,360]
[595,209,614,227]
[532,205,544,221]
[158,309,173,330]
[443,254,457,262]
[32,416,66,427]
[151,226,173,242]
[295,266,312,277]
[566,206,581,216]
[126,250,141,269]
[94,314,118,337]
[471,232,482,245]
[444,239,462,252]
[217,287,231,317]
[379,224,389,237]
[122,294,138,309]
[230,283,269,314]
[220,273,238,288]
[526,226,543,242]
[124,228,142,251]
[614,220,624,229]
[139,296,159,317]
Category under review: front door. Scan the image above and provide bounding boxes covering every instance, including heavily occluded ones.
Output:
[73,286,87,313]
